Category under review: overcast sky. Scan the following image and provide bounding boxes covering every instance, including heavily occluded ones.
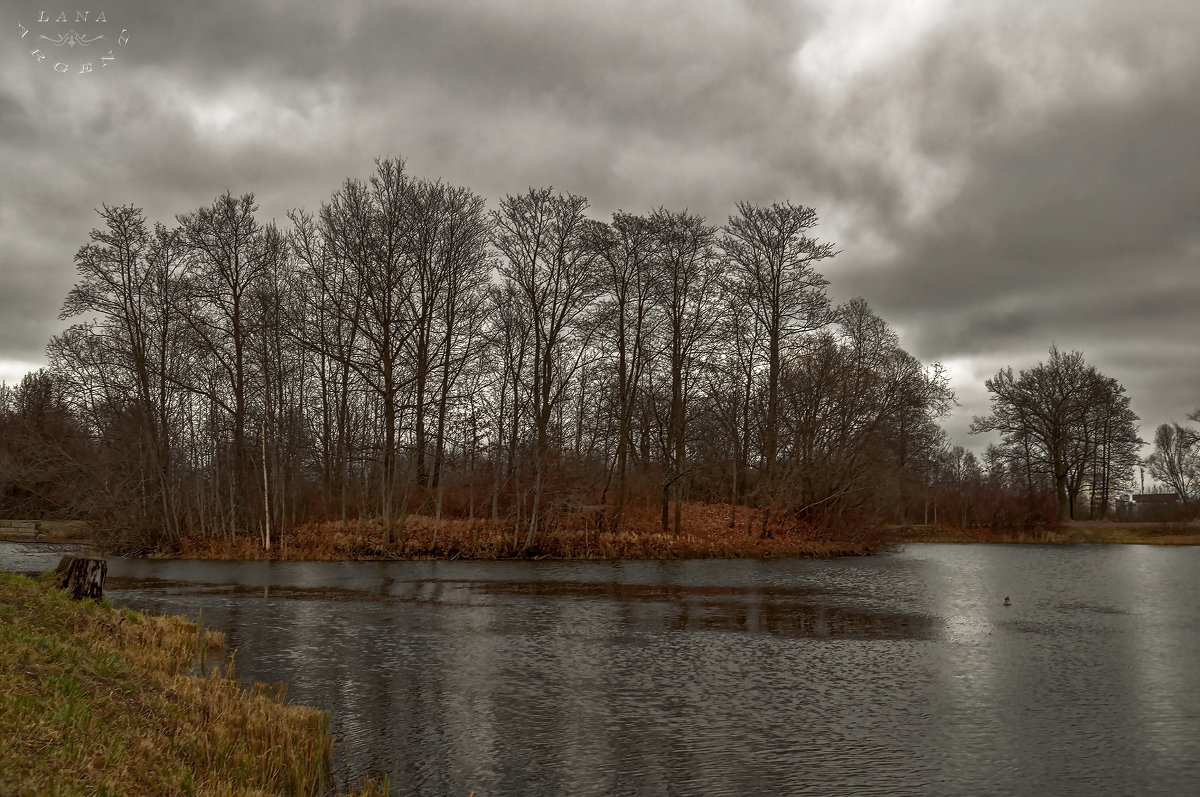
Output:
[3,0,1198,457]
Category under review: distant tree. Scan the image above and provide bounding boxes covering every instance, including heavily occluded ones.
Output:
[1081,376,1140,518]
[1145,422,1200,507]
[0,371,94,520]
[971,346,1141,520]
[933,446,984,528]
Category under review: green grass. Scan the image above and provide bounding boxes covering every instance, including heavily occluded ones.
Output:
[0,571,371,796]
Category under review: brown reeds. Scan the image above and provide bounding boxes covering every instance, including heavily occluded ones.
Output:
[173,501,887,561]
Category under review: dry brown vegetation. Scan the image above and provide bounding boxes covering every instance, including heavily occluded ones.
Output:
[174,501,886,561]
[0,572,375,796]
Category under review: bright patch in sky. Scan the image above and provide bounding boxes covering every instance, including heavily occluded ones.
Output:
[0,359,43,387]
[791,0,948,94]
[178,84,345,148]
[938,356,1004,455]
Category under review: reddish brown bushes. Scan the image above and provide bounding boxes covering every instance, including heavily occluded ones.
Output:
[174,501,885,561]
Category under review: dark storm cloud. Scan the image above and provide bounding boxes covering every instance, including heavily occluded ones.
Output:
[891,86,1200,310]
[1,0,1197,453]
[815,1,1200,445]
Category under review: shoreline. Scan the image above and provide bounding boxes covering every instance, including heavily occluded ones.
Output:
[6,514,1200,565]
[886,521,1200,546]
[0,572,385,795]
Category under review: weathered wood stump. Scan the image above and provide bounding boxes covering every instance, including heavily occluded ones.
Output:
[54,556,107,601]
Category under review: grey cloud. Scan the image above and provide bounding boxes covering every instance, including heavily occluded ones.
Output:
[1,0,1198,447]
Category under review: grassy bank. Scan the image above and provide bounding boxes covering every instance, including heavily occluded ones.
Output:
[174,502,884,561]
[887,521,1200,545]
[0,571,366,796]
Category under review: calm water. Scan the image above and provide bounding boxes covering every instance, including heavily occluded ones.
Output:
[4,542,1199,795]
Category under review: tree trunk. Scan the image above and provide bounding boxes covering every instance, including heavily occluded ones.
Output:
[55,557,107,601]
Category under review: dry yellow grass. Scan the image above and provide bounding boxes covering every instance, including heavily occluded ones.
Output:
[0,571,352,796]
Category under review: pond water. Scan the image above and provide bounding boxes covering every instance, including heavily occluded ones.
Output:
[4,542,1199,795]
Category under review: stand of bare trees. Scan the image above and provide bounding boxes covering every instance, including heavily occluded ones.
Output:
[970,346,1141,521]
[0,371,94,520]
[6,158,962,552]
[920,444,1061,531]
[1145,411,1200,512]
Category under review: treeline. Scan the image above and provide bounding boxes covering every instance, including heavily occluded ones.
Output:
[0,157,967,551]
[3,158,1157,552]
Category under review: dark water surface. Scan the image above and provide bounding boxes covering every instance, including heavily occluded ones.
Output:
[4,543,1199,795]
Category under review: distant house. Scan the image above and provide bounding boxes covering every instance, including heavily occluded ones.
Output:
[1132,493,1180,505]
[1120,493,1181,519]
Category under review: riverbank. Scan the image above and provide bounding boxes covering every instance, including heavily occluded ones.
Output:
[0,519,96,545]
[887,520,1200,545]
[22,509,1196,564]
[173,503,885,561]
[0,572,380,795]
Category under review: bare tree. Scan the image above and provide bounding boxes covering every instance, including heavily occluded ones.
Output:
[1146,422,1200,507]
[408,180,492,543]
[971,346,1140,520]
[699,286,764,528]
[774,299,952,529]
[1079,376,1139,518]
[289,207,363,530]
[648,208,724,534]
[723,202,836,485]
[51,205,185,544]
[176,192,273,534]
[0,371,95,522]
[485,279,533,541]
[491,188,599,549]
[586,212,659,529]
[252,222,309,546]
[317,159,418,543]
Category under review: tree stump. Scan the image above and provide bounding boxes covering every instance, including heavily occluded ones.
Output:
[54,557,107,601]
